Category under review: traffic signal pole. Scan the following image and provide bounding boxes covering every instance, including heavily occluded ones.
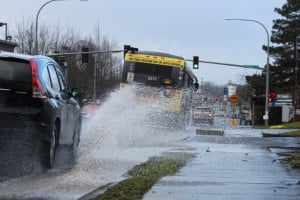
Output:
[50,51,261,70]
[47,49,123,57]
[186,59,262,70]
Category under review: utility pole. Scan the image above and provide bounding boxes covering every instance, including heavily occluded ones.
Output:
[226,18,270,126]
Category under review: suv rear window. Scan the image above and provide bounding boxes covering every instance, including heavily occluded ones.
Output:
[0,58,31,91]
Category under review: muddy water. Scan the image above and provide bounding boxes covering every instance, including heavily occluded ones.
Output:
[0,88,187,200]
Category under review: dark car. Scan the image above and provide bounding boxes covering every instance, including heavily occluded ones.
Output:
[0,51,81,169]
[192,106,214,125]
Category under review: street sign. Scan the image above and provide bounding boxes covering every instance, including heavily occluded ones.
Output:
[230,118,237,126]
[223,87,228,95]
[230,94,238,101]
[230,94,238,107]
[227,85,236,97]
[243,65,260,69]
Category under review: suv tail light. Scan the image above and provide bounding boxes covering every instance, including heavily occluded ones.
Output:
[30,60,47,98]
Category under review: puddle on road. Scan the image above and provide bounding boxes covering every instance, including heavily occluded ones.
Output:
[0,87,187,200]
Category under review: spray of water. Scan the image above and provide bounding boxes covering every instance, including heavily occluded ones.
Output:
[78,85,183,164]
[0,86,186,200]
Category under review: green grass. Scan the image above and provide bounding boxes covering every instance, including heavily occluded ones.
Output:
[282,153,300,169]
[256,121,300,129]
[257,121,300,174]
[92,152,195,200]
[270,121,300,137]
[257,121,300,137]
[278,121,300,129]
[278,130,300,137]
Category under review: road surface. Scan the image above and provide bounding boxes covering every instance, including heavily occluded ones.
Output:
[0,90,300,199]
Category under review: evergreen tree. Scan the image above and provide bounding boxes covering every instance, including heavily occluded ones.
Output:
[246,0,300,95]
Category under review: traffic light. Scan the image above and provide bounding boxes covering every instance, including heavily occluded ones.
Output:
[124,45,131,58]
[124,45,138,58]
[82,47,89,63]
[193,56,199,69]
[268,97,273,102]
[268,92,277,102]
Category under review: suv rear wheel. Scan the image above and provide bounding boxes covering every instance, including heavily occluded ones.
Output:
[43,121,59,168]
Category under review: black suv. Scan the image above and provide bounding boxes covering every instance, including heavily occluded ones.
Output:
[0,51,81,169]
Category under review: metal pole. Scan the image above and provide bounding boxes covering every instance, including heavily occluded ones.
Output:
[4,24,7,41]
[226,18,270,126]
[47,49,123,57]
[185,59,262,69]
[35,0,58,55]
[35,0,88,55]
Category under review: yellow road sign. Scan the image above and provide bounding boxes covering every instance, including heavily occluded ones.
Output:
[230,94,238,101]
[230,118,237,126]
[230,94,238,107]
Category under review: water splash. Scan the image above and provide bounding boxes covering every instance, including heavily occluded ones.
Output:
[0,86,185,200]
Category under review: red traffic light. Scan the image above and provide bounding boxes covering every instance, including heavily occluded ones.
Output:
[268,92,277,98]
[268,97,273,102]
[268,92,277,102]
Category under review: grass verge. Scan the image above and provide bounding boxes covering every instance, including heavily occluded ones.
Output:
[259,121,300,181]
[278,121,300,129]
[256,121,300,130]
[91,152,195,200]
[258,121,300,136]
[281,153,300,169]
[278,131,300,137]
[288,153,300,169]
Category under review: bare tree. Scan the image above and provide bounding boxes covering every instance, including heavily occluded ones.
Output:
[13,18,122,100]
[14,19,35,54]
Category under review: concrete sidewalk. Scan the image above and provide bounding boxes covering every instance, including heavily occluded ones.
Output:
[143,135,300,200]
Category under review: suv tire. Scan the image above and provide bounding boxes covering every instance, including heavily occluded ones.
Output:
[43,122,58,168]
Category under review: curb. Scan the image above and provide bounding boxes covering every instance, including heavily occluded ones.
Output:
[196,129,224,136]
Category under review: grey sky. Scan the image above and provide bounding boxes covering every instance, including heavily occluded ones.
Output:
[1,0,286,85]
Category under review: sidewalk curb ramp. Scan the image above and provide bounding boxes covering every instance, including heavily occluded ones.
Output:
[196,129,224,136]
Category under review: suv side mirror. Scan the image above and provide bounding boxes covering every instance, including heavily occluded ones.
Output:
[71,88,83,97]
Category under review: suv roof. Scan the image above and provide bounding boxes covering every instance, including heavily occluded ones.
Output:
[0,50,53,62]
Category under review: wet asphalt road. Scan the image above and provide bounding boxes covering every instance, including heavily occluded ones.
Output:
[1,91,300,200]
[1,122,300,200]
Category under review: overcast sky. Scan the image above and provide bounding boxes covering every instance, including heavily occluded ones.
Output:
[1,0,286,85]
